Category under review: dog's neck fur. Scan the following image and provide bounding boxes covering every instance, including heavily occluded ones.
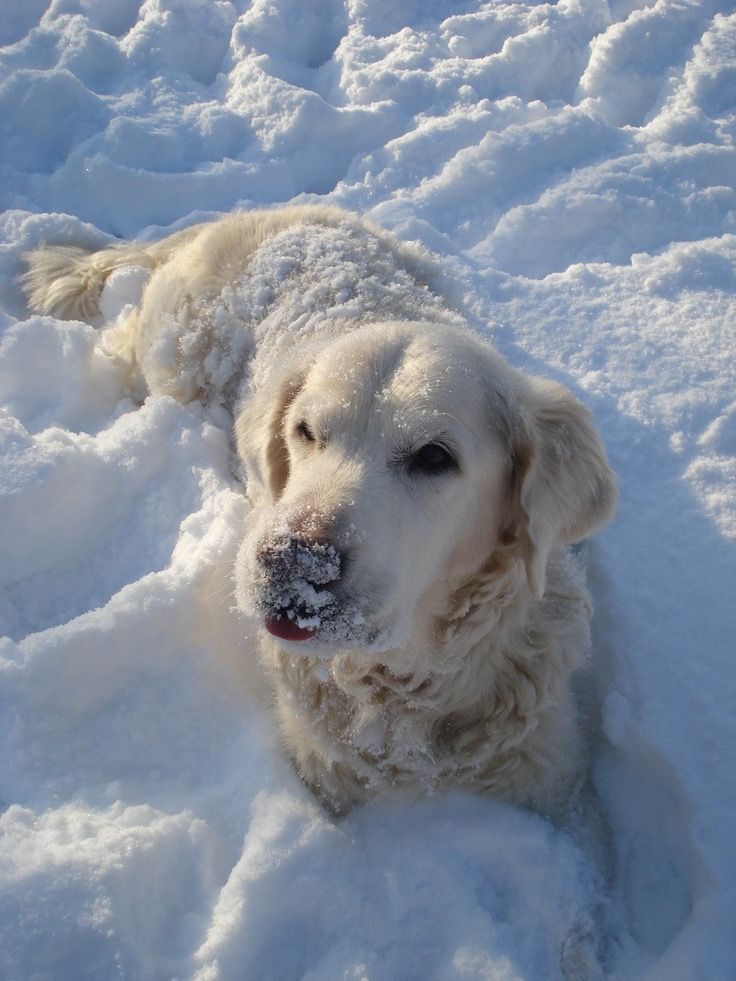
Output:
[264,547,591,817]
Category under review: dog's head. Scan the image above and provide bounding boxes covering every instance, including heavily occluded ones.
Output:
[234,322,616,653]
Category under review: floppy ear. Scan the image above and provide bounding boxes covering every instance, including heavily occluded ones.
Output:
[234,364,306,505]
[503,377,617,598]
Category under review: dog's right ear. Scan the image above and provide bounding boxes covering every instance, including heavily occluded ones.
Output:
[499,375,617,598]
[234,363,307,505]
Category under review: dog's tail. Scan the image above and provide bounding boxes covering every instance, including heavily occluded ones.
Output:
[22,225,201,323]
[22,244,153,322]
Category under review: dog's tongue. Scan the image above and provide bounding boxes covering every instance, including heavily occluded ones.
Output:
[264,615,316,642]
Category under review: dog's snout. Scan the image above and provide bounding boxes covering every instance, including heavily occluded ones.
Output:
[256,534,344,585]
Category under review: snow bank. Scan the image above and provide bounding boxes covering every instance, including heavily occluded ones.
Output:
[1,1,735,978]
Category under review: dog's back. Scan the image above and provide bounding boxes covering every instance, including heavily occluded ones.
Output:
[22,205,442,325]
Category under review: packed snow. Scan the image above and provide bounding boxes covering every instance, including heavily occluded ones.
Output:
[1,1,735,978]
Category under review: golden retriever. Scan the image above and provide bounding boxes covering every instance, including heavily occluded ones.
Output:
[23,206,616,819]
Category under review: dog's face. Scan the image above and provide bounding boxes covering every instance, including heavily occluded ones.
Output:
[234,322,615,654]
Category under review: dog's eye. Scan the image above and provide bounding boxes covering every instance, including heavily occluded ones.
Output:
[407,443,458,476]
[295,420,316,443]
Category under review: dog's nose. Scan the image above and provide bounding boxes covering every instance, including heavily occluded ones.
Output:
[256,534,343,585]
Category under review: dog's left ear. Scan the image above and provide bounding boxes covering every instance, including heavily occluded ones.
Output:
[234,363,307,505]
[504,377,617,598]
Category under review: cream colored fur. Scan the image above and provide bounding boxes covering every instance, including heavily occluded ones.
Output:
[23,206,616,822]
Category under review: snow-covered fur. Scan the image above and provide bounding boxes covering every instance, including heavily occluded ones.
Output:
[23,206,616,819]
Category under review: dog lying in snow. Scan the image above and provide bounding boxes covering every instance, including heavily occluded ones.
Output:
[24,206,616,819]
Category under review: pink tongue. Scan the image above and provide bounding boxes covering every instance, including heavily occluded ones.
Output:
[265,615,316,641]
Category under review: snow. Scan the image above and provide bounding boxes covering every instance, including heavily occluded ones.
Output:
[0,0,734,978]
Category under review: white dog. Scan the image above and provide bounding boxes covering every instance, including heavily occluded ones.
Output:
[24,206,616,820]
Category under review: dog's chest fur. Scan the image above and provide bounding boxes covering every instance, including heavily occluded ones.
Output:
[264,548,592,817]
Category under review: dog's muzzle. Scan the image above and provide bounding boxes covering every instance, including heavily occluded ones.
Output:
[246,526,379,650]
[255,534,343,641]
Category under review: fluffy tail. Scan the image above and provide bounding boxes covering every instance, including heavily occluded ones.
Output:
[22,225,202,323]
[22,244,147,322]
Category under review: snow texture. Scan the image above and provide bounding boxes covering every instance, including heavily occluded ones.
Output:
[1,1,735,979]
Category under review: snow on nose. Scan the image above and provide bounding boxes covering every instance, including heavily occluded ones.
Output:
[257,534,342,640]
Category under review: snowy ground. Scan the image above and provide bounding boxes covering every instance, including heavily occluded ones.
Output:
[1,1,735,978]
